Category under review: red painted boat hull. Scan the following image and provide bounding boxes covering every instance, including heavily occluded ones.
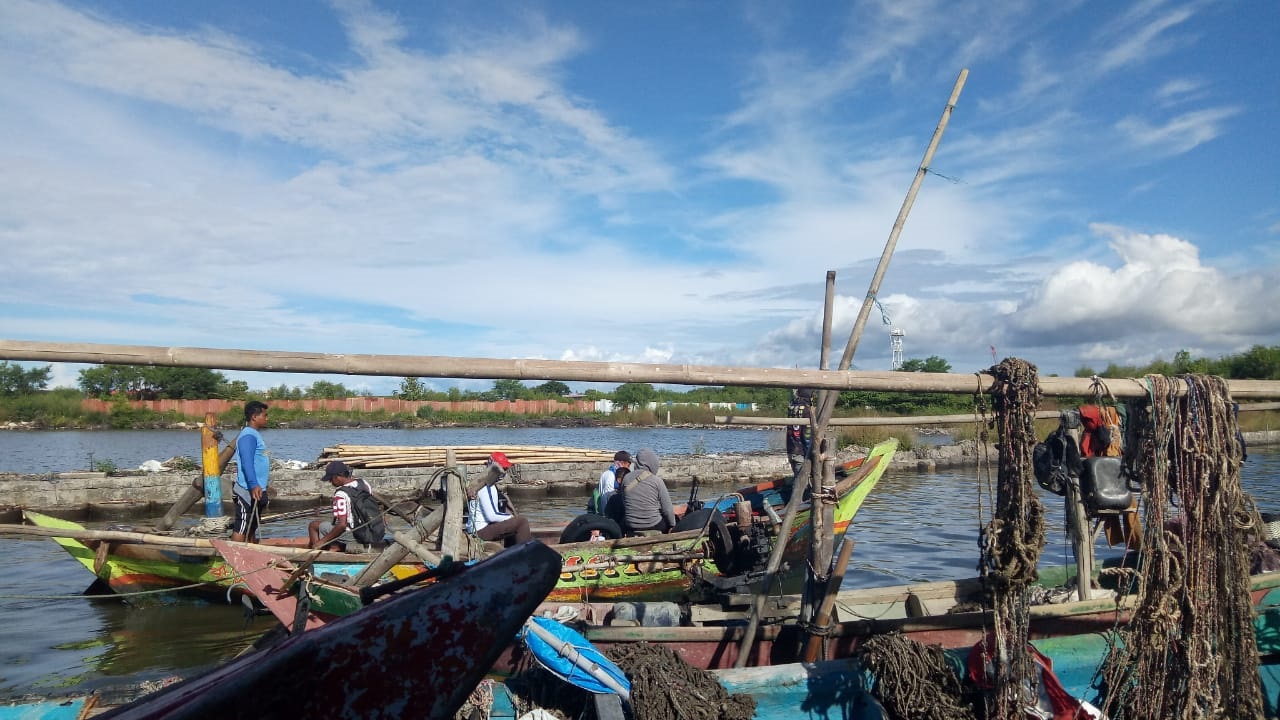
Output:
[95,541,562,720]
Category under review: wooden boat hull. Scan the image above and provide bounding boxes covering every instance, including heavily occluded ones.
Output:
[94,541,563,720]
[23,511,412,602]
[714,627,1280,719]
[487,571,1280,674]
[543,438,896,603]
[29,440,896,608]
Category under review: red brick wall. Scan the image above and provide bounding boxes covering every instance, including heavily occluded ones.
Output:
[80,397,597,416]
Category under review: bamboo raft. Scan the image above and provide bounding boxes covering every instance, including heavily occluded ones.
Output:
[316,444,617,469]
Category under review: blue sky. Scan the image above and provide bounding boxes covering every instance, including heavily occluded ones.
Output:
[1,0,1277,395]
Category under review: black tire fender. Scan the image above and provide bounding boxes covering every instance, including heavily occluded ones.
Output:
[559,513,623,544]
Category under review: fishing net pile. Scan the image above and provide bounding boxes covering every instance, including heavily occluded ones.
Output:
[975,358,1045,719]
[1099,374,1264,720]
[853,632,973,720]
[606,643,756,720]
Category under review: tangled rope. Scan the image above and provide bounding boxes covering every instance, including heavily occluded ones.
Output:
[607,643,756,720]
[1100,374,1263,720]
[975,357,1044,719]
[854,632,974,720]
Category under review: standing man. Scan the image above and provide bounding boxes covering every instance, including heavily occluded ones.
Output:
[622,448,676,534]
[589,450,631,515]
[230,400,270,543]
[786,389,814,476]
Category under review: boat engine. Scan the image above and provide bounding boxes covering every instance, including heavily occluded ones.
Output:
[737,521,774,573]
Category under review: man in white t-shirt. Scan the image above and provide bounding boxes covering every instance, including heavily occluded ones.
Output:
[308,461,381,551]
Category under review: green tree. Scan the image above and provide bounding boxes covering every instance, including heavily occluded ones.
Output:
[491,379,528,401]
[267,384,302,400]
[141,367,229,399]
[533,380,571,397]
[76,364,240,399]
[613,382,657,409]
[898,355,952,373]
[222,379,251,400]
[396,377,430,400]
[305,380,351,399]
[78,365,145,397]
[0,362,52,396]
[1228,345,1280,379]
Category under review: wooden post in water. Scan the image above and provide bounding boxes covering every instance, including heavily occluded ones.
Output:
[819,271,836,371]
[200,413,223,517]
[1065,479,1093,601]
[804,272,840,626]
[156,416,236,530]
[440,449,466,558]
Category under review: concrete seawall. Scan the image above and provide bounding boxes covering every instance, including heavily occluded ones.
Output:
[5,431,1275,519]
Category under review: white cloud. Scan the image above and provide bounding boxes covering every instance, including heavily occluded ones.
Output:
[1115,106,1241,157]
[1010,224,1280,347]
[1093,2,1197,75]
[0,1,1275,391]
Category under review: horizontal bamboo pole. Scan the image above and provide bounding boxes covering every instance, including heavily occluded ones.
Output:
[720,401,1280,427]
[1,524,360,563]
[4,339,1280,398]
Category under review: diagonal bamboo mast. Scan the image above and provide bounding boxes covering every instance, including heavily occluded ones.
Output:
[735,68,970,668]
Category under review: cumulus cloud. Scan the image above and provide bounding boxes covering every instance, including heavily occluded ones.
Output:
[0,1,1275,393]
[1008,224,1280,354]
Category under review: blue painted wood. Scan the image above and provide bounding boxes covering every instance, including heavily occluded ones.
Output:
[0,697,89,720]
[715,635,1280,720]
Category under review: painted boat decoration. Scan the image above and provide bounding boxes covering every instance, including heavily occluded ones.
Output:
[543,437,896,603]
[92,540,562,720]
[21,510,420,602]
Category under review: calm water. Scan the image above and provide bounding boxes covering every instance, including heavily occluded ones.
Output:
[0,436,1276,702]
[0,427,779,475]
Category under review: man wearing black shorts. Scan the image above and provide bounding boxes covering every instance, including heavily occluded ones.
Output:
[230,401,270,542]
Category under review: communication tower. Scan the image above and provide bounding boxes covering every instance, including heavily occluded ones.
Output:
[873,297,906,371]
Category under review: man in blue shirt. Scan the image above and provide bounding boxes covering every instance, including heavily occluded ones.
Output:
[231,401,270,543]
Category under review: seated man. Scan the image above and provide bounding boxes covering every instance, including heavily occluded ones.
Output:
[471,482,531,547]
[589,450,632,515]
[308,461,386,552]
[622,448,677,535]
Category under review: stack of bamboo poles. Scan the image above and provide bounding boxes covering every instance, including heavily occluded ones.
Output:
[317,444,616,469]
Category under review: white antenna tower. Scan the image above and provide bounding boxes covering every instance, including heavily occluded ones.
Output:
[874,298,905,370]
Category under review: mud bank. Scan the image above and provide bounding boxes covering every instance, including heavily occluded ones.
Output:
[4,431,1275,519]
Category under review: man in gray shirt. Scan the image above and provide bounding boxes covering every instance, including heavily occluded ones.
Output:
[622,448,677,534]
